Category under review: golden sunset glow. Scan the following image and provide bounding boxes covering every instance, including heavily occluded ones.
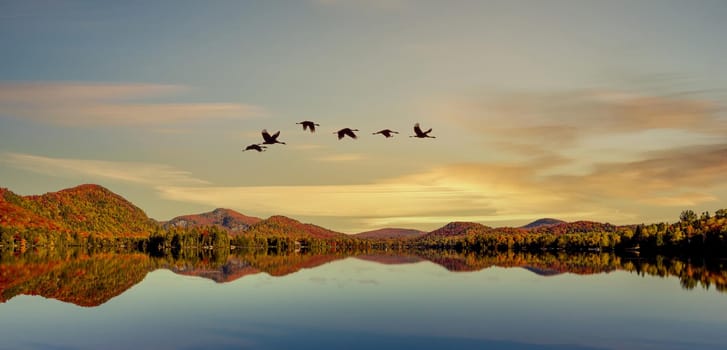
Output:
[1,1,725,232]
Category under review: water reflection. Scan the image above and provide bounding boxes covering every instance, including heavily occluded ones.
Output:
[2,248,725,307]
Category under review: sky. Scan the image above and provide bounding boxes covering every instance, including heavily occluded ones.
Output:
[1,0,726,233]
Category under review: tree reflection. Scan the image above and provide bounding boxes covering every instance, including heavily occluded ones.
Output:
[1,247,726,307]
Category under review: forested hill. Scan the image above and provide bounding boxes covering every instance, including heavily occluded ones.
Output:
[245,215,347,239]
[0,184,155,238]
[163,208,262,235]
[521,218,566,229]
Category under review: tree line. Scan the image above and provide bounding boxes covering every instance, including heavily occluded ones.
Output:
[3,208,727,257]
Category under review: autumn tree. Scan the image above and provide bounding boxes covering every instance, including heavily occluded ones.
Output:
[680,210,697,223]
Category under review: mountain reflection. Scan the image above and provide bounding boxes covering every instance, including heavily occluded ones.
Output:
[2,248,726,307]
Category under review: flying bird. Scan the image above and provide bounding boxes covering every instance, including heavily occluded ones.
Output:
[410,123,436,138]
[334,128,359,140]
[261,129,286,145]
[243,144,266,152]
[296,120,320,133]
[372,129,399,138]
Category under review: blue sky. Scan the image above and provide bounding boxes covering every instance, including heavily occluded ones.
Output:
[1,0,726,232]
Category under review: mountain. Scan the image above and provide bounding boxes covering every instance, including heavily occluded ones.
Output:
[521,218,566,229]
[163,208,261,235]
[245,215,347,239]
[422,221,491,238]
[353,228,425,239]
[1,184,156,238]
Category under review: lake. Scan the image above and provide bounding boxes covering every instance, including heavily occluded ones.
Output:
[1,250,726,350]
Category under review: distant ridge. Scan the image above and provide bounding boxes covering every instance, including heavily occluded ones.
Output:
[353,228,425,239]
[163,208,261,235]
[521,218,566,229]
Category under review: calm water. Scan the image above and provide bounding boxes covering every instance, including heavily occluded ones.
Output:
[1,251,726,350]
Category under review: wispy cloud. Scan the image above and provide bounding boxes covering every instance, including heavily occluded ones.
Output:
[432,89,727,157]
[552,144,727,204]
[292,144,325,151]
[0,82,263,126]
[1,152,209,186]
[157,182,498,222]
[314,153,366,162]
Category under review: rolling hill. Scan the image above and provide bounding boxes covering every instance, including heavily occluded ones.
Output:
[245,215,347,239]
[521,218,566,229]
[163,208,261,235]
[422,221,492,238]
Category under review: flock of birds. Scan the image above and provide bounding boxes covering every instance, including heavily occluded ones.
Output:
[243,121,435,152]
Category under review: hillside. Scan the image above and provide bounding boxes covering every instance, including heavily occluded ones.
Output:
[422,222,492,238]
[353,228,425,239]
[245,215,347,239]
[521,218,566,229]
[0,188,66,232]
[163,208,261,235]
[528,221,618,235]
[1,184,156,238]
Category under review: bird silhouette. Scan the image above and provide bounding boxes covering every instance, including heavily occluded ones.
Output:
[410,123,436,138]
[334,128,359,140]
[296,121,320,133]
[261,129,286,145]
[372,129,399,138]
[243,144,266,152]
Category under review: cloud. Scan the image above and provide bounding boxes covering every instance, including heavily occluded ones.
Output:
[553,144,727,202]
[500,90,722,135]
[292,144,325,151]
[314,153,366,162]
[0,82,263,126]
[637,193,718,207]
[156,183,492,219]
[1,152,209,186]
[433,89,727,159]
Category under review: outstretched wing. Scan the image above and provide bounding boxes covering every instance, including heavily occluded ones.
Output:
[309,123,316,132]
[272,130,280,139]
[344,129,357,139]
[413,123,423,135]
[262,129,272,142]
[425,128,432,134]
